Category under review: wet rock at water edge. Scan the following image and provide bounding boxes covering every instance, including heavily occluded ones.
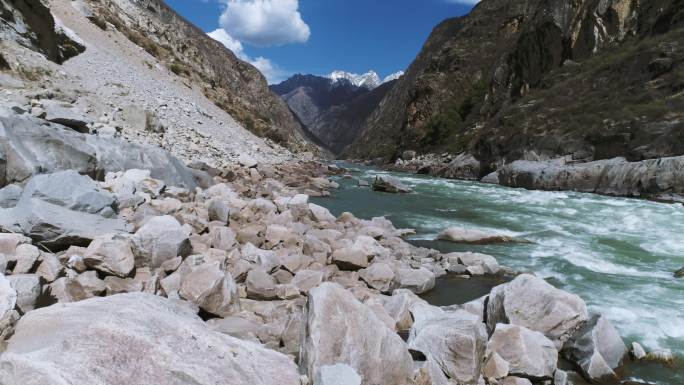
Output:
[437,227,530,245]
[674,267,684,278]
[372,175,412,193]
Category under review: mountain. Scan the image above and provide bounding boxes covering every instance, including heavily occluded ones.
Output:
[271,74,396,154]
[71,0,317,153]
[344,0,684,176]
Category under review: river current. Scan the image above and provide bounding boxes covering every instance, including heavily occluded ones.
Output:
[312,162,683,384]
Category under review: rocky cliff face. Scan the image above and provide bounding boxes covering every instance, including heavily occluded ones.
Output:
[272,74,395,155]
[0,0,85,64]
[80,0,314,152]
[346,0,684,174]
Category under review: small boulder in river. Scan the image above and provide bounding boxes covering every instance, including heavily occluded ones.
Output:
[561,314,627,382]
[674,267,684,278]
[486,274,588,347]
[437,227,529,245]
[372,175,412,193]
[488,324,558,381]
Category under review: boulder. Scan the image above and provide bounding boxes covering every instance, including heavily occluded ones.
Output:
[309,203,336,223]
[0,233,31,255]
[245,269,278,300]
[331,246,369,271]
[500,377,532,385]
[394,267,435,294]
[15,197,129,250]
[359,262,395,292]
[486,274,588,347]
[132,215,191,268]
[36,254,63,282]
[372,175,412,193]
[496,156,684,199]
[207,199,230,224]
[0,272,17,321]
[7,274,40,314]
[674,267,684,278]
[408,310,487,384]
[103,276,143,295]
[0,184,22,208]
[630,342,647,360]
[73,271,106,296]
[292,269,324,293]
[301,283,413,385]
[84,234,135,277]
[41,100,93,133]
[238,154,258,168]
[447,252,500,274]
[209,226,237,251]
[103,169,166,197]
[482,352,509,380]
[437,227,528,245]
[0,110,197,189]
[48,277,89,303]
[315,364,362,385]
[0,293,301,385]
[561,315,626,381]
[179,262,239,317]
[488,324,558,380]
[12,244,40,274]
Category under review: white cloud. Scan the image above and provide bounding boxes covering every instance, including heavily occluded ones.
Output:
[208,28,289,84]
[219,0,310,47]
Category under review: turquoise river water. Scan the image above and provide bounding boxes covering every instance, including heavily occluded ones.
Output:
[312,162,683,384]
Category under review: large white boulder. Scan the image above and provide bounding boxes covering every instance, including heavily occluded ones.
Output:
[179,262,239,317]
[408,310,487,384]
[301,283,413,385]
[561,314,627,382]
[84,234,135,277]
[486,274,588,347]
[487,324,558,380]
[132,215,191,268]
[0,293,300,385]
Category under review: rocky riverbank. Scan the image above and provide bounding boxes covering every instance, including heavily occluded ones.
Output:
[0,111,670,384]
[382,153,684,203]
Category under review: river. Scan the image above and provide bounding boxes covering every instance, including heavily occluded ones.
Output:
[312,162,683,384]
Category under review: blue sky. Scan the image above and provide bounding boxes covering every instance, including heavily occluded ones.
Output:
[166,0,478,83]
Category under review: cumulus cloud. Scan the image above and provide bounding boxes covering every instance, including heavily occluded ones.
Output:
[219,0,310,47]
[208,28,289,84]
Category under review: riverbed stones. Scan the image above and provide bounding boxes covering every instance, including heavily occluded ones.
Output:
[207,199,230,224]
[630,342,647,360]
[0,272,17,320]
[245,269,278,300]
[316,364,362,385]
[408,310,487,384]
[179,262,239,317]
[83,234,135,277]
[132,215,191,268]
[561,314,626,381]
[359,262,394,292]
[438,227,527,245]
[488,324,558,380]
[372,175,412,193]
[448,252,500,275]
[301,283,413,385]
[331,246,369,271]
[486,274,588,347]
[292,269,324,293]
[0,293,301,385]
[7,274,40,314]
[394,267,435,294]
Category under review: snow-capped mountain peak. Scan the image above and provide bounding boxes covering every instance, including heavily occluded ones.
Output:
[328,70,381,89]
[382,71,404,83]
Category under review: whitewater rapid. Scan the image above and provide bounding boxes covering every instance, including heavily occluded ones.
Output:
[316,164,684,362]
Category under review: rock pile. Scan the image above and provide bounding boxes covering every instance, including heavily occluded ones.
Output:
[0,152,650,384]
